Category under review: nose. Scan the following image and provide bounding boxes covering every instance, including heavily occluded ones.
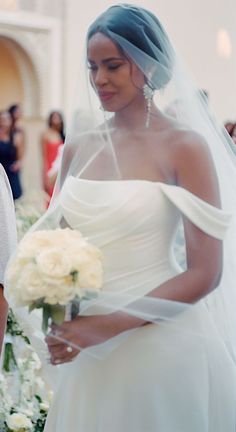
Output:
[93,67,109,87]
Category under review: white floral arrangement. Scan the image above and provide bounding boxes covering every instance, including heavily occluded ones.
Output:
[6,228,103,332]
[0,349,52,431]
[1,203,53,431]
[15,202,43,241]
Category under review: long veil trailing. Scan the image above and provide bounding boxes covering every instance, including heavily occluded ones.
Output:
[4,4,236,384]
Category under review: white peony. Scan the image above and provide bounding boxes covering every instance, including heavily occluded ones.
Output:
[36,247,72,278]
[6,412,33,430]
[12,264,47,306]
[17,230,53,258]
[42,282,76,305]
[78,260,103,289]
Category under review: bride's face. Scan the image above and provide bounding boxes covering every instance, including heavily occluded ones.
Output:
[87,32,145,112]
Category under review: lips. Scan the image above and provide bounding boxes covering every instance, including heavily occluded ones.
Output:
[98,92,115,102]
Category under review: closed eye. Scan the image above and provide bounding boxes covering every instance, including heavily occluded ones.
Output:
[87,61,124,72]
[107,64,122,71]
[87,63,97,71]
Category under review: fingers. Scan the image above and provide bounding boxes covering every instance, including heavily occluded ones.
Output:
[46,323,81,365]
[50,344,80,365]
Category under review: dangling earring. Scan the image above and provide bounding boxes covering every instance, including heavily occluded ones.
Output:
[143,82,154,128]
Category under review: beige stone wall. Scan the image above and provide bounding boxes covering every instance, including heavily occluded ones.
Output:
[20,117,45,205]
[0,38,23,109]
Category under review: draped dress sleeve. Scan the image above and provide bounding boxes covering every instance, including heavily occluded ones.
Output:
[159,182,231,240]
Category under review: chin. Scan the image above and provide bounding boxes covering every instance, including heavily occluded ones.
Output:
[100,102,116,113]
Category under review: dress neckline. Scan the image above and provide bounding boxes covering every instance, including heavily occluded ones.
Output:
[68,175,170,187]
[65,175,226,215]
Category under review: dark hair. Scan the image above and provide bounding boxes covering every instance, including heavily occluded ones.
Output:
[8,104,19,116]
[48,111,65,142]
[87,4,174,89]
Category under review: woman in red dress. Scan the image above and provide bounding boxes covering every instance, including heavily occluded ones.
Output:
[41,111,65,205]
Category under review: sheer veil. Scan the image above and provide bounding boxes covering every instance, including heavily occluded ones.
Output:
[5,4,236,374]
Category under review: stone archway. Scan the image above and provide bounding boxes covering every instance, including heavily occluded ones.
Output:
[0,14,63,197]
[0,35,40,116]
[0,34,45,196]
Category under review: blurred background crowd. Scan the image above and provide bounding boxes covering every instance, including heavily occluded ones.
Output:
[0,105,65,208]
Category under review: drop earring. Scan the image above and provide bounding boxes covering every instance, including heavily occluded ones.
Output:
[143,82,154,128]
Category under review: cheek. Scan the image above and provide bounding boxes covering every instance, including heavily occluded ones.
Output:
[89,72,96,91]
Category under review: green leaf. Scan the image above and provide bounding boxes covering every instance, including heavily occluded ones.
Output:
[2,343,17,372]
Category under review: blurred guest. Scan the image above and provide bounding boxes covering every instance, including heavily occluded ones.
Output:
[0,164,17,355]
[41,111,65,204]
[230,123,236,145]
[224,121,235,137]
[8,104,25,143]
[0,110,23,200]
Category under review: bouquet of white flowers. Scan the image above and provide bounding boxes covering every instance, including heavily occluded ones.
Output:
[6,228,103,333]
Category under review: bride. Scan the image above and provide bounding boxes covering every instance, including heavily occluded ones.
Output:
[8,4,236,431]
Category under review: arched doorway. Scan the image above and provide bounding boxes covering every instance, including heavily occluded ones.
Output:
[0,36,40,116]
[0,36,44,197]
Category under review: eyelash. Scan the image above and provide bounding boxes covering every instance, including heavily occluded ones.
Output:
[88,64,121,72]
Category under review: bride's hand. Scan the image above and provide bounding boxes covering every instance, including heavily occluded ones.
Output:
[46,312,146,365]
[45,314,113,365]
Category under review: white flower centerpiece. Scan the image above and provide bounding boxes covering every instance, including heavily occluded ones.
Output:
[6,228,103,333]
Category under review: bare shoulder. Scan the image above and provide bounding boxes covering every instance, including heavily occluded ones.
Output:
[161,121,220,204]
[171,130,213,173]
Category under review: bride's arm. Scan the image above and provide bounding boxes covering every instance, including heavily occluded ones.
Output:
[148,132,223,303]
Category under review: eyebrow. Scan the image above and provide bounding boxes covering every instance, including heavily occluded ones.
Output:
[88,57,125,64]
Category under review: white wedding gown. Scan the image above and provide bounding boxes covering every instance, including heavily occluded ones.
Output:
[45,177,236,431]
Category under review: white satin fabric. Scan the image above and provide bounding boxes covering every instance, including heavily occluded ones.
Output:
[0,164,17,284]
[45,177,236,431]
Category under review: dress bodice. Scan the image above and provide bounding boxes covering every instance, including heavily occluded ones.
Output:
[59,177,230,297]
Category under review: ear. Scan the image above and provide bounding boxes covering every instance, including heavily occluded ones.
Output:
[130,62,146,88]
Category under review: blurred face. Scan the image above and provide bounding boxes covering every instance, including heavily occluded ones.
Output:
[225,122,234,134]
[87,32,145,112]
[50,112,62,127]
[12,106,21,121]
[231,126,236,145]
[0,111,12,130]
